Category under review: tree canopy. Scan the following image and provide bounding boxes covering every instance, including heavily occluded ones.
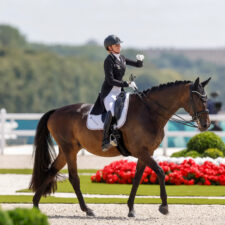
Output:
[0,25,223,112]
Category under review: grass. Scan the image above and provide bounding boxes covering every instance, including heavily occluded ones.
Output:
[1,195,225,205]
[19,175,225,197]
[3,169,225,204]
[0,169,97,174]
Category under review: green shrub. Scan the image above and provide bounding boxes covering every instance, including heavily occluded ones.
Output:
[187,131,225,154]
[171,149,188,157]
[203,148,224,159]
[0,209,13,225]
[8,208,49,225]
[184,150,201,158]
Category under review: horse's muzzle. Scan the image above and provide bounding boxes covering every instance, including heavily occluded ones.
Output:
[199,121,211,131]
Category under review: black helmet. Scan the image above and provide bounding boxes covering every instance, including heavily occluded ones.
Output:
[104,35,123,50]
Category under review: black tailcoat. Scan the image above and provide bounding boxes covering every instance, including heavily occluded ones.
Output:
[91,53,143,115]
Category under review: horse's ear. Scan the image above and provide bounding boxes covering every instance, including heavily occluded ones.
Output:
[201,77,211,87]
[194,77,200,88]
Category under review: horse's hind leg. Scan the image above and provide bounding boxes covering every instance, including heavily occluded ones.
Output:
[65,146,95,217]
[33,149,66,208]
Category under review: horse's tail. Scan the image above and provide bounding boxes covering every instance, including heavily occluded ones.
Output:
[29,109,57,195]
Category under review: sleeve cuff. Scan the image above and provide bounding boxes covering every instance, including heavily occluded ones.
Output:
[123,81,129,87]
[137,60,143,67]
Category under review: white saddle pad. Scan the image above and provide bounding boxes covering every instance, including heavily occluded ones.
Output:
[86,93,130,130]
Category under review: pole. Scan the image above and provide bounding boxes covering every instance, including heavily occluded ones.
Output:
[163,123,168,156]
[0,108,6,155]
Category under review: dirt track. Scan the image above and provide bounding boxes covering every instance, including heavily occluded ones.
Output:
[2,204,225,225]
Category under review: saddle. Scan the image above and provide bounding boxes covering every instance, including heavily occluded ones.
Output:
[87,92,130,130]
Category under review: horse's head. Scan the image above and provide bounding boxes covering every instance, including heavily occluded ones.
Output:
[184,77,211,131]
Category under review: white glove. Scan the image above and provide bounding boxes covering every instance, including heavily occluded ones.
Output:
[129,81,138,90]
[136,54,144,61]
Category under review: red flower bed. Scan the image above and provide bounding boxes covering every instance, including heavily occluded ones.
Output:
[91,159,225,185]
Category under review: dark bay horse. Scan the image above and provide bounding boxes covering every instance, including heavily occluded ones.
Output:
[30,77,211,217]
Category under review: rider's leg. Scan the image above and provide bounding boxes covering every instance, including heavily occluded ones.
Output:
[102,95,117,152]
[102,111,116,151]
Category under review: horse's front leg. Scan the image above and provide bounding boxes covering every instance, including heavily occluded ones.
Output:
[127,159,146,217]
[140,150,169,215]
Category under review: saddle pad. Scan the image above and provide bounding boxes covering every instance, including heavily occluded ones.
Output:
[86,93,130,130]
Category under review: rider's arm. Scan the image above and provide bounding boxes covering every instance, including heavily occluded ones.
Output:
[104,59,129,87]
[125,58,143,68]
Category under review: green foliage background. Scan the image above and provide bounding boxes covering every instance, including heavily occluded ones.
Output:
[0,208,13,225]
[7,208,49,225]
[0,25,223,112]
[187,131,225,154]
[171,132,225,158]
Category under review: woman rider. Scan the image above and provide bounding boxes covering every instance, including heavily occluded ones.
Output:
[101,35,144,151]
[92,34,144,152]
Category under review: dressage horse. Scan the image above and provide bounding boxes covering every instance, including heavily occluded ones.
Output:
[30,77,211,217]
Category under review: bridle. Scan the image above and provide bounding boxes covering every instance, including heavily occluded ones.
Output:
[135,84,209,128]
[169,85,209,127]
[189,88,209,122]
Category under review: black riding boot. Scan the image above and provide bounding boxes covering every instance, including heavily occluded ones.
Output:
[102,111,117,152]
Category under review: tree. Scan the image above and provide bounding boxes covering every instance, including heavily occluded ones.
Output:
[0,25,26,48]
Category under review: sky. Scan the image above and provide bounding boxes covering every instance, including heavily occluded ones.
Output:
[0,0,225,49]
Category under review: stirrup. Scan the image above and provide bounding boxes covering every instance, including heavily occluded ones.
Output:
[102,135,117,152]
[110,133,117,146]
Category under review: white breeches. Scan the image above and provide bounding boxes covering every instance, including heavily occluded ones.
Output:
[104,86,121,116]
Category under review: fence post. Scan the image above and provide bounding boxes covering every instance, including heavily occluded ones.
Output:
[0,108,6,155]
[163,123,168,156]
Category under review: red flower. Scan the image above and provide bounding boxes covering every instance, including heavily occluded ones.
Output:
[90,159,225,185]
[91,175,96,182]
[204,179,211,185]
[150,174,157,183]
[188,179,195,185]
[165,175,169,182]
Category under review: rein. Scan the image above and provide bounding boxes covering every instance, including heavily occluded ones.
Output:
[134,86,208,128]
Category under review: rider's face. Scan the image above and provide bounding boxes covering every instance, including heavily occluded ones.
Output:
[108,44,121,54]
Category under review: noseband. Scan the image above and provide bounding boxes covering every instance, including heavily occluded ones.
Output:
[190,86,209,122]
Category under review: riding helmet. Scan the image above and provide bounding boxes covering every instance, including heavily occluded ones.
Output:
[104,35,123,50]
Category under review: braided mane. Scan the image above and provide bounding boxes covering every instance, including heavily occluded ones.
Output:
[142,80,192,95]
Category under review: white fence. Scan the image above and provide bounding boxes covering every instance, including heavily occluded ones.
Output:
[0,109,43,155]
[162,114,225,155]
[1,108,225,155]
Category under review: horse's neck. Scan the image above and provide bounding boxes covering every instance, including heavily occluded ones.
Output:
[146,84,189,127]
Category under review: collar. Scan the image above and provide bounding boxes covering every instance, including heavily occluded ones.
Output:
[113,53,121,61]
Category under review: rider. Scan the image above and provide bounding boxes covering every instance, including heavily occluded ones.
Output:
[101,34,144,151]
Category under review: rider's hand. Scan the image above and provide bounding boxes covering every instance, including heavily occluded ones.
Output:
[129,81,138,90]
[136,54,144,61]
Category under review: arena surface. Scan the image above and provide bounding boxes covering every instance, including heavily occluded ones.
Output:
[2,204,225,225]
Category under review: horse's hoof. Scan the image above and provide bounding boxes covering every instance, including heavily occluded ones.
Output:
[159,204,169,215]
[128,210,135,217]
[86,210,95,217]
[33,205,39,210]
